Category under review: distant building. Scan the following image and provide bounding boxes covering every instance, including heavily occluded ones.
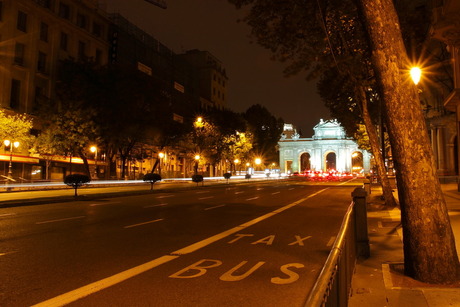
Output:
[178,49,228,110]
[278,119,371,174]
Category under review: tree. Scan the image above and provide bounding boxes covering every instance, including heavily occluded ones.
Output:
[244,104,284,163]
[0,110,34,147]
[354,0,460,283]
[229,0,460,284]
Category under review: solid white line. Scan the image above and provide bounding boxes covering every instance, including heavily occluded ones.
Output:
[124,219,163,229]
[36,216,85,225]
[198,196,214,200]
[33,188,328,306]
[271,192,280,195]
[204,204,225,211]
[31,255,178,307]
[143,203,168,208]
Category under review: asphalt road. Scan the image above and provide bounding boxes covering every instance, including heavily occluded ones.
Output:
[0,178,362,306]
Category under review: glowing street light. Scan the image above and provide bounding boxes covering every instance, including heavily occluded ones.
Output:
[3,140,20,178]
[194,154,200,174]
[90,146,98,178]
[410,66,422,85]
[158,152,164,176]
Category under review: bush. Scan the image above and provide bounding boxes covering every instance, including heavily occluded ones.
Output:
[192,174,204,186]
[143,173,162,190]
[223,172,231,183]
[245,174,251,180]
[64,174,90,197]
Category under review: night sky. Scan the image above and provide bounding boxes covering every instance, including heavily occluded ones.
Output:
[104,0,330,136]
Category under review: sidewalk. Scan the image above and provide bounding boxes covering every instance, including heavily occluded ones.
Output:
[348,183,460,306]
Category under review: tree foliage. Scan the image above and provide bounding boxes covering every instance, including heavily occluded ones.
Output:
[0,110,34,147]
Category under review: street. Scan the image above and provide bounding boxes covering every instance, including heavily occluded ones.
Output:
[0,178,362,306]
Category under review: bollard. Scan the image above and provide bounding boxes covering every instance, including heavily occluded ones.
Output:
[352,187,370,258]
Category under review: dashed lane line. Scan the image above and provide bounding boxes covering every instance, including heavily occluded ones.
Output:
[271,192,280,195]
[204,204,225,211]
[198,196,214,200]
[123,219,164,229]
[246,196,259,201]
[143,203,168,208]
[0,213,16,217]
[32,188,328,307]
[36,216,85,225]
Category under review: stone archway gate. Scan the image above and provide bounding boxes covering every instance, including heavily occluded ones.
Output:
[278,120,371,174]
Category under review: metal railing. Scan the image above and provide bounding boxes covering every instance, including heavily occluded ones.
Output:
[305,187,369,307]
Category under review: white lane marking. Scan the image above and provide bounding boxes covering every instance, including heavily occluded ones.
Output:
[124,219,163,229]
[205,204,225,211]
[156,195,174,199]
[31,255,178,307]
[257,188,264,191]
[338,179,355,185]
[33,188,328,307]
[36,216,85,225]
[235,191,244,194]
[246,197,259,201]
[89,201,121,207]
[198,196,214,200]
[288,188,295,190]
[326,236,336,247]
[143,203,168,208]
[196,190,210,194]
[0,213,16,217]
[0,251,18,256]
[271,192,280,195]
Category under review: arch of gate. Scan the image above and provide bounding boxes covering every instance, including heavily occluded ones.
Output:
[278,120,371,174]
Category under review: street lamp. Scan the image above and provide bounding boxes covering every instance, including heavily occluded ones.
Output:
[90,146,98,179]
[234,158,239,175]
[410,66,422,85]
[158,152,164,176]
[3,140,20,178]
[255,158,262,171]
[194,154,200,175]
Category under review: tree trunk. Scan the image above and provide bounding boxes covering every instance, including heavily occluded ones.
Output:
[355,0,460,283]
[358,86,397,207]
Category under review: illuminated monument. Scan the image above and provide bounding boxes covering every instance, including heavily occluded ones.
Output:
[278,119,371,174]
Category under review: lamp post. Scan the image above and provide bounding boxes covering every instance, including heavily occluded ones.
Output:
[158,152,164,176]
[90,146,98,179]
[4,140,19,178]
[234,158,239,175]
[255,158,262,171]
[194,154,200,175]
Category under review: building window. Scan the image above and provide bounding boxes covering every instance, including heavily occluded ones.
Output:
[76,13,87,29]
[92,22,102,37]
[78,41,86,60]
[14,43,25,65]
[35,0,52,9]
[10,79,21,110]
[60,32,68,51]
[40,22,48,42]
[37,52,47,73]
[95,49,102,65]
[17,11,27,32]
[59,3,70,20]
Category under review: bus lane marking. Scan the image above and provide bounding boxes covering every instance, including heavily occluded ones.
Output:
[33,188,327,307]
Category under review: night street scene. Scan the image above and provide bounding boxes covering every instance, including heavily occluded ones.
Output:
[1,0,460,306]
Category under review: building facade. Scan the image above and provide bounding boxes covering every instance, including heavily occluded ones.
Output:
[278,120,371,174]
[431,0,460,181]
[0,0,110,180]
